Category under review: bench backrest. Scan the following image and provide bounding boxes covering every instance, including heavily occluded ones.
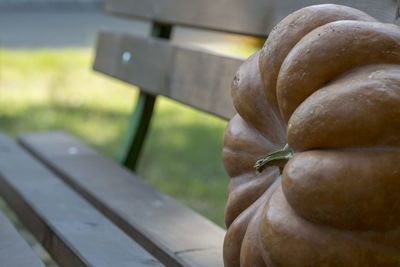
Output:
[94,0,398,121]
[103,0,397,37]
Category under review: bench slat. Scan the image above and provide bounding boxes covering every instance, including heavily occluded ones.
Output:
[0,209,45,267]
[104,0,397,37]
[274,0,397,25]
[0,133,162,267]
[94,31,240,120]
[104,0,274,37]
[18,131,225,267]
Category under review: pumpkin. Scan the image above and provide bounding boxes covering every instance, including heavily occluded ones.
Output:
[223,4,400,266]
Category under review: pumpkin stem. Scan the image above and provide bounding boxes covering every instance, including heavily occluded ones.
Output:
[254,144,293,173]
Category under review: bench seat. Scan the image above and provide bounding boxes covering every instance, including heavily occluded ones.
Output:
[18,131,225,267]
[0,208,45,267]
[0,133,162,267]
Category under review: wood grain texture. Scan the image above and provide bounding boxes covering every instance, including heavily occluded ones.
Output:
[104,0,397,37]
[273,0,397,26]
[0,209,45,267]
[18,131,226,267]
[0,133,162,267]
[93,31,239,120]
[104,0,274,37]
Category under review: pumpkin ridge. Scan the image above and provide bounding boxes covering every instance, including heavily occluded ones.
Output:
[232,52,286,144]
[259,4,377,121]
[277,21,400,122]
[287,64,400,151]
[225,169,279,227]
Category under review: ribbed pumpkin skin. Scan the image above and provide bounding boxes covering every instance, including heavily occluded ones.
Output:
[222,4,400,267]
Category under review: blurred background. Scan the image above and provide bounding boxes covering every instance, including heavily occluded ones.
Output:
[0,1,262,265]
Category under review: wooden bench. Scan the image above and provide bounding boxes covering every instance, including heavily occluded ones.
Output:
[0,0,397,266]
[0,204,44,267]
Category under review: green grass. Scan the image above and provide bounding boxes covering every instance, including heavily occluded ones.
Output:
[0,47,259,228]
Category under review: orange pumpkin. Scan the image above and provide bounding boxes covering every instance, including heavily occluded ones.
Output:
[223,4,400,266]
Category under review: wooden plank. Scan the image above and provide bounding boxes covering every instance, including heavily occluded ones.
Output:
[273,0,397,25]
[104,0,397,36]
[0,209,45,267]
[18,131,226,267]
[0,133,162,267]
[93,31,239,121]
[104,0,274,37]
[397,1,400,26]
